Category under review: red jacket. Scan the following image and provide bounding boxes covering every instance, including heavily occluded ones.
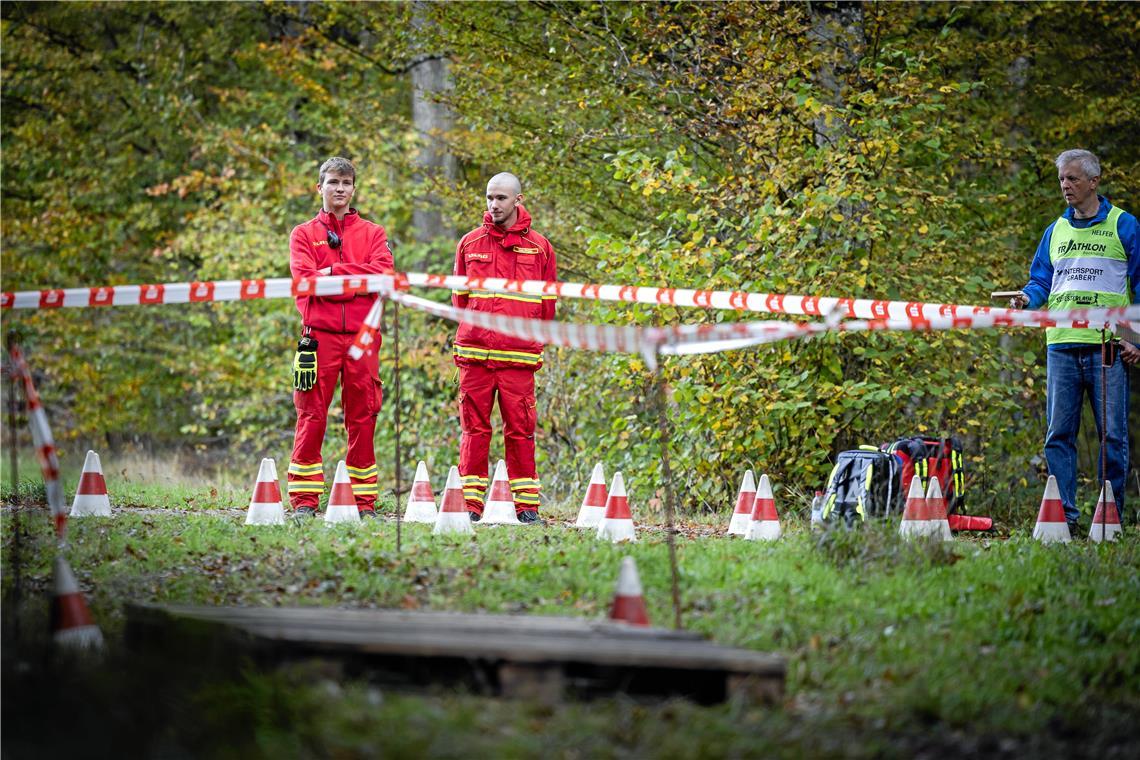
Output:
[290,209,394,334]
[452,206,557,368]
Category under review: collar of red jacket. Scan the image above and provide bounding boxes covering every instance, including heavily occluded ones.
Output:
[318,208,360,232]
[482,205,532,250]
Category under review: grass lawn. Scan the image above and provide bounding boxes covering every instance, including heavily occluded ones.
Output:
[3,468,1139,758]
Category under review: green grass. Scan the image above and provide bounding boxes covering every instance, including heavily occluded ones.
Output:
[3,487,1139,758]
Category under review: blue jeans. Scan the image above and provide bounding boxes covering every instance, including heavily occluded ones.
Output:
[1045,346,1130,525]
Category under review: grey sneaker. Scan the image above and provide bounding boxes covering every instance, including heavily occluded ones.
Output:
[517,509,544,525]
[359,509,377,519]
[293,506,317,522]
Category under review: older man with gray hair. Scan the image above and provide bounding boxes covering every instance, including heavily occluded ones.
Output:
[1010,149,1140,534]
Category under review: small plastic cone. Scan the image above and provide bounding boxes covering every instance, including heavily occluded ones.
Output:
[433,466,474,536]
[324,461,361,524]
[481,460,521,525]
[403,461,438,523]
[70,450,111,517]
[245,458,286,525]
[924,477,953,541]
[609,557,650,626]
[597,472,636,543]
[745,474,781,541]
[574,462,608,528]
[1032,475,1070,543]
[727,470,756,536]
[51,555,104,650]
[1089,480,1122,543]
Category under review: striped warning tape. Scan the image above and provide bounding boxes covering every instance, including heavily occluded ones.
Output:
[351,290,1140,366]
[4,344,68,540]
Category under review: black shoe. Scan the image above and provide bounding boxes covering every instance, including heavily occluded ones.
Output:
[359,509,377,519]
[293,506,317,521]
[517,510,543,525]
[469,510,482,523]
[1067,521,1082,539]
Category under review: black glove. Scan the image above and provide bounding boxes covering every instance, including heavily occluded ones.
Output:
[293,336,318,391]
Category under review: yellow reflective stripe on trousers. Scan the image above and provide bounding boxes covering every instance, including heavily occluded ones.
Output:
[288,462,323,476]
[346,464,378,478]
[454,345,542,365]
[287,480,324,493]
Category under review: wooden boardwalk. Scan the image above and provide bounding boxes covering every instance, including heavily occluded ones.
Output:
[126,604,785,705]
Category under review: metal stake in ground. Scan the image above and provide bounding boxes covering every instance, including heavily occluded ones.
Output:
[5,333,23,636]
[652,367,683,630]
[393,300,402,554]
[1099,328,1109,538]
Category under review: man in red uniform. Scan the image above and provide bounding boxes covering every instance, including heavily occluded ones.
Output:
[288,157,394,519]
[453,172,557,523]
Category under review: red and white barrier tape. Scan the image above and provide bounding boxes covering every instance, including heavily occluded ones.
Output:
[5,344,67,540]
[352,291,1139,366]
[1,274,398,310]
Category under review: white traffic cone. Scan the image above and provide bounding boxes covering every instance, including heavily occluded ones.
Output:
[597,472,636,543]
[70,450,111,517]
[898,476,931,538]
[1089,480,1122,543]
[481,460,521,525]
[609,557,650,626]
[745,474,781,541]
[403,461,438,523]
[924,477,953,541]
[324,461,362,524]
[726,470,756,536]
[1032,475,1070,544]
[245,458,286,525]
[51,555,104,650]
[574,462,608,528]
[433,466,474,536]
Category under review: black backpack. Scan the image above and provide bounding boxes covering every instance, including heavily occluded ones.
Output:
[821,446,903,526]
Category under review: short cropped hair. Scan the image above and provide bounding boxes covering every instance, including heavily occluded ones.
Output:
[319,157,356,186]
[1054,149,1100,179]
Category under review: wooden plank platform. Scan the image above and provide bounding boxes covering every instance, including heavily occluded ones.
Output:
[125,604,785,705]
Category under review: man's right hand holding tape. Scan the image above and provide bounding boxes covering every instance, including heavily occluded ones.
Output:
[1009,149,1140,536]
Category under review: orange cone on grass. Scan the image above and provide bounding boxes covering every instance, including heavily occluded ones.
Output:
[70,450,111,517]
[597,472,636,543]
[1089,480,1122,543]
[726,470,756,536]
[51,555,104,650]
[609,556,650,627]
[574,462,608,528]
[433,466,474,536]
[403,461,438,523]
[1032,475,1070,543]
[898,475,931,538]
[481,460,521,525]
[745,474,781,541]
[924,477,953,541]
[245,458,286,525]
[324,461,361,524]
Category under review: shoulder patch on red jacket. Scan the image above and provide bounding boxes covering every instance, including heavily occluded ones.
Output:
[466,251,492,262]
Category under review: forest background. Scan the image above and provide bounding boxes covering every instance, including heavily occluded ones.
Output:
[3,1,1139,517]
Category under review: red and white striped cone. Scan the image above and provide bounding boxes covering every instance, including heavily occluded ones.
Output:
[574,462,608,528]
[726,469,756,536]
[924,477,953,541]
[609,556,650,627]
[245,458,285,525]
[745,474,781,541]
[898,476,931,538]
[597,472,636,543]
[70,450,111,517]
[433,465,474,536]
[1089,480,1122,543]
[1032,475,1070,544]
[324,461,361,524]
[51,555,104,650]
[482,460,521,525]
[403,461,438,523]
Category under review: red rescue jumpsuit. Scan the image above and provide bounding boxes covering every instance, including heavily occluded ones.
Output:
[453,206,557,516]
[288,209,394,513]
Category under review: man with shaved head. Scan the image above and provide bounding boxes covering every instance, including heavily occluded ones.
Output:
[452,173,558,523]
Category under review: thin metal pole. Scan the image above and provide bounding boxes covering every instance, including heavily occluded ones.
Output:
[394,301,402,554]
[1099,329,1108,536]
[6,336,23,636]
[653,366,683,630]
